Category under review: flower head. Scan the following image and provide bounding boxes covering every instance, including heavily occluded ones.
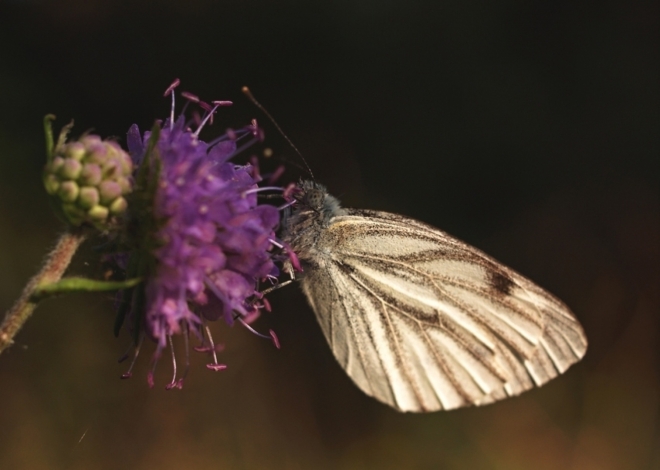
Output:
[116,82,284,387]
[44,130,132,231]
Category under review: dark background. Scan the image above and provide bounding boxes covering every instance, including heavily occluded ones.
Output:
[0,1,657,469]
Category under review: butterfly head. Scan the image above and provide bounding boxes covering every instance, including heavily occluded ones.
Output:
[280,181,346,260]
[295,180,344,218]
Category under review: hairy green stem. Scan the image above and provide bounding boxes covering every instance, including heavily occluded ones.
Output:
[0,230,86,354]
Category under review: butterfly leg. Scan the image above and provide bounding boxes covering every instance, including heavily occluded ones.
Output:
[259,279,293,296]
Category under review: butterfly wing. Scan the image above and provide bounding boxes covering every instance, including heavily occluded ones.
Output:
[298,209,587,412]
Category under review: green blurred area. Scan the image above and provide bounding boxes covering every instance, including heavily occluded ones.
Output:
[0,1,657,469]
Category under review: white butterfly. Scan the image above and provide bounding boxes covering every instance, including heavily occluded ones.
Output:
[281,180,587,412]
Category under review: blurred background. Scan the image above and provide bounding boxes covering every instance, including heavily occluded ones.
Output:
[0,1,657,469]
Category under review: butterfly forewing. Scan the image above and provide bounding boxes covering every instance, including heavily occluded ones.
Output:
[294,206,587,412]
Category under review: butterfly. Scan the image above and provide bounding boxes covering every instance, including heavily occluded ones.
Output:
[280,180,587,412]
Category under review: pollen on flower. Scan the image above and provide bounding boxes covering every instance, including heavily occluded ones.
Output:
[114,79,294,389]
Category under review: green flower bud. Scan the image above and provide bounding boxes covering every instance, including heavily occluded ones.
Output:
[88,205,109,221]
[109,197,128,215]
[59,158,83,179]
[65,142,86,161]
[58,181,80,202]
[99,181,122,204]
[44,174,60,195]
[78,186,100,209]
[44,123,134,231]
[50,156,65,174]
[79,163,102,186]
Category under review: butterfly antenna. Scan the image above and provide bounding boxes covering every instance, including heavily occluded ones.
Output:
[242,86,315,180]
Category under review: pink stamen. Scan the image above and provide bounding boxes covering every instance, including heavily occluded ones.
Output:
[268,238,301,271]
[147,348,160,388]
[165,380,184,390]
[267,165,285,184]
[163,78,181,97]
[273,238,302,272]
[206,363,227,372]
[198,100,213,112]
[165,78,181,130]
[165,335,179,390]
[288,249,302,272]
[243,186,284,197]
[193,102,222,138]
[249,156,261,180]
[193,325,225,352]
[212,100,233,107]
[147,370,155,389]
[120,335,144,379]
[277,200,296,211]
[204,325,220,366]
[181,91,200,103]
[242,308,261,324]
[268,238,284,249]
[270,330,280,349]
[282,183,298,200]
[238,317,279,349]
[117,339,134,363]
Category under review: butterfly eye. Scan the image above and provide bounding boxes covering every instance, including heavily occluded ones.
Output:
[308,192,322,209]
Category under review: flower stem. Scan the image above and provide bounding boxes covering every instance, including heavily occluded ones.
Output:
[0,230,86,354]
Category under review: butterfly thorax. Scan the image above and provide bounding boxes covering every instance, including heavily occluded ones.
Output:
[281,180,346,264]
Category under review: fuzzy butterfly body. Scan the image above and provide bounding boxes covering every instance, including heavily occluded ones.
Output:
[282,181,587,412]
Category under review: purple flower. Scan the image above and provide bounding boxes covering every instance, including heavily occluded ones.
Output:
[116,82,286,388]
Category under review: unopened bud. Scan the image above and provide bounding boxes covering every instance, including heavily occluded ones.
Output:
[44,129,134,231]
